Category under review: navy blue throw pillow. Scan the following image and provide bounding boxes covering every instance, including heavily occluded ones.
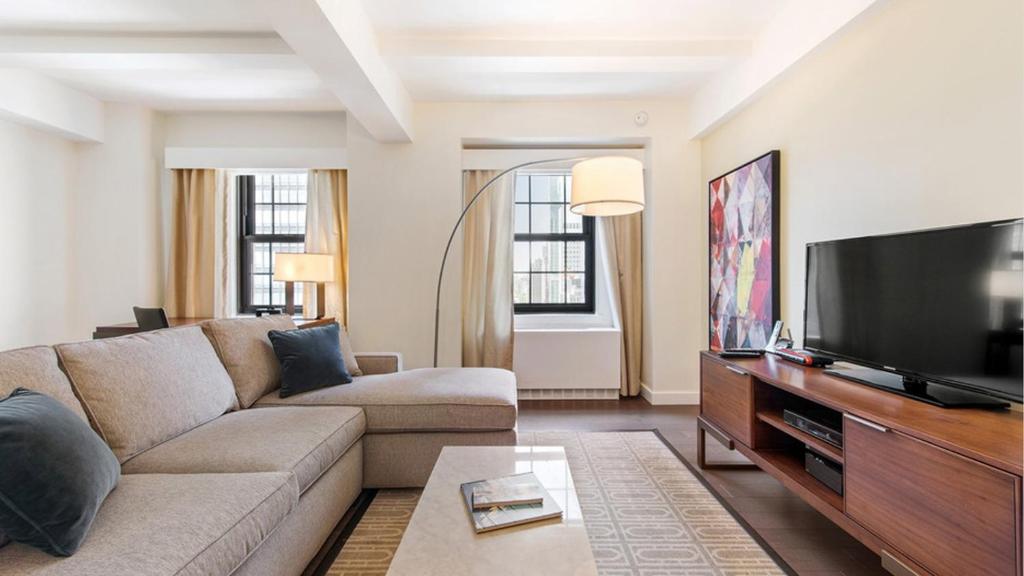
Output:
[268,322,352,398]
[0,388,120,556]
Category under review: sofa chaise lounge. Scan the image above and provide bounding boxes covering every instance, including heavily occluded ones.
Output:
[0,315,517,576]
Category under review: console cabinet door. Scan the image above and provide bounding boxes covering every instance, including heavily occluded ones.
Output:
[844,414,1019,576]
[700,357,753,446]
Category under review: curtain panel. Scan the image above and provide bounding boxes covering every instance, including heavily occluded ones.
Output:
[600,213,644,397]
[461,170,515,370]
[304,169,349,326]
[165,168,217,318]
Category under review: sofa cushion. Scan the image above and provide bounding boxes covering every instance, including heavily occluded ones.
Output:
[255,367,517,433]
[0,346,87,422]
[0,389,120,557]
[122,406,365,494]
[55,327,239,463]
[201,315,297,408]
[269,323,352,398]
[0,472,297,576]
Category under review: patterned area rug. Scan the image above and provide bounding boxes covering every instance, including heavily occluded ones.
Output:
[329,431,786,575]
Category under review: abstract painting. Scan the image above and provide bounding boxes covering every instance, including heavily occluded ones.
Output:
[709,150,779,350]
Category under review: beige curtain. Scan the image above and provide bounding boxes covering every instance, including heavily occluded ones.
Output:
[601,213,644,396]
[304,169,349,325]
[166,169,217,318]
[461,170,515,369]
[213,170,236,318]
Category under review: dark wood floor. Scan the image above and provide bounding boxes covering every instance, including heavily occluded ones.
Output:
[518,398,888,576]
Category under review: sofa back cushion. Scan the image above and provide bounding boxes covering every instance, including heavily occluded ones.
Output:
[0,346,88,422]
[55,326,239,462]
[201,315,297,408]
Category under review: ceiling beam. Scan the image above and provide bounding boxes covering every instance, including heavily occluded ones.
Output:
[0,32,301,70]
[687,0,885,138]
[0,32,291,54]
[260,0,413,142]
[0,69,104,142]
[380,37,751,59]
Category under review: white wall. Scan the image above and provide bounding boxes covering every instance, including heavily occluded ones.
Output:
[162,112,347,149]
[0,118,77,349]
[347,101,703,403]
[700,0,1024,346]
[72,104,164,339]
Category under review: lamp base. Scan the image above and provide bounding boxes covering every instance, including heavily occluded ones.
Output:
[284,281,296,316]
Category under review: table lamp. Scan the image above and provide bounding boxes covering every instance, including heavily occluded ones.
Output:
[273,253,334,318]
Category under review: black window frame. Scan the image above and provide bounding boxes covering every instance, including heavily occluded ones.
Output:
[514,173,596,314]
[237,174,305,314]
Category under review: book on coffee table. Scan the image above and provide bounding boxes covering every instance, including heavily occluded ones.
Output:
[461,473,563,533]
[469,472,546,509]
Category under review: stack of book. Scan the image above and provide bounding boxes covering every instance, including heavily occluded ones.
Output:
[460,472,563,533]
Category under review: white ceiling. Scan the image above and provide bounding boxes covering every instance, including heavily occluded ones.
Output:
[367,0,784,101]
[0,0,785,110]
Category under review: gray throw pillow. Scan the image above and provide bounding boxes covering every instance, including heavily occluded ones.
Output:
[269,323,353,398]
[0,388,120,556]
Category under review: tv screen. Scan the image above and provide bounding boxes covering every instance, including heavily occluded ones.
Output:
[804,219,1023,403]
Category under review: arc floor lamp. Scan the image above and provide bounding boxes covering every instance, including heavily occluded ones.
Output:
[432,155,645,367]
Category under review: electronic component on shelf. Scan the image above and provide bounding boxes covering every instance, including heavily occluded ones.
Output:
[718,348,765,358]
[784,408,843,448]
[772,348,834,367]
[804,448,843,495]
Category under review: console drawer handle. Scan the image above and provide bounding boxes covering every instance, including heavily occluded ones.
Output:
[725,365,747,376]
[845,413,890,433]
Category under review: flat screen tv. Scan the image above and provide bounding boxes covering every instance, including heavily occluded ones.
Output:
[804,219,1023,406]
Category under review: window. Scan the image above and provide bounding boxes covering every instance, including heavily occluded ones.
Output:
[513,172,595,313]
[238,172,308,313]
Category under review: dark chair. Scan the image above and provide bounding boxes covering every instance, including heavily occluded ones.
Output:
[132,307,170,332]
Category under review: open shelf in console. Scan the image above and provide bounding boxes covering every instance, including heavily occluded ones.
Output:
[756,410,844,463]
[750,380,846,508]
[750,447,844,511]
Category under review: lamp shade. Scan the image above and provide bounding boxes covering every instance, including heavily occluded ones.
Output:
[273,253,334,283]
[570,156,645,216]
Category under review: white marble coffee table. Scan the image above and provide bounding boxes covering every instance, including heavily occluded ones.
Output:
[386,446,597,576]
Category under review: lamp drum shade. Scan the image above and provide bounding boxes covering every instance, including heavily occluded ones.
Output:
[273,253,334,283]
[570,156,645,216]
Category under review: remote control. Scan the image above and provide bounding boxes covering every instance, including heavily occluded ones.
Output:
[773,348,834,367]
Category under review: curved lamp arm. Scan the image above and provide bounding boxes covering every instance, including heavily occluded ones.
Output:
[433,156,586,367]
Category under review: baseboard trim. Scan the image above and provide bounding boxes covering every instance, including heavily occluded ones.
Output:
[640,384,699,405]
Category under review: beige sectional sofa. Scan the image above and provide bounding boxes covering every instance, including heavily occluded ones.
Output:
[0,316,517,576]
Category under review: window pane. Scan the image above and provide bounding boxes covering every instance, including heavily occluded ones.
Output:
[514,242,530,272]
[566,241,585,272]
[255,205,273,234]
[530,175,563,202]
[271,280,286,306]
[530,204,564,234]
[255,174,273,203]
[515,174,529,202]
[530,242,564,272]
[513,273,530,304]
[274,205,306,235]
[531,273,565,304]
[514,204,529,234]
[567,273,585,303]
[275,173,308,204]
[253,242,271,273]
[565,206,583,233]
[253,274,270,305]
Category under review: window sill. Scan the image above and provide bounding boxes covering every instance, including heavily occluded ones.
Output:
[514,313,616,331]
